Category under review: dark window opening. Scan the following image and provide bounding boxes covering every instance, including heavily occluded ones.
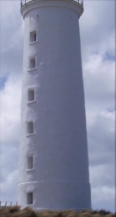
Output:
[30,31,36,42]
[27,156,33,169]
[28,89,34,101]
[29,58,35,69]
[27,121,34,134]
[27,192,33,205]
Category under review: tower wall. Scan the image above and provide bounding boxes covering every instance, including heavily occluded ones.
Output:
[19,0,91,210]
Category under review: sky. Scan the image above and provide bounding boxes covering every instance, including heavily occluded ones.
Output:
[0,0,115,212]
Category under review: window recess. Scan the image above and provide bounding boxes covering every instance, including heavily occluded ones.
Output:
[27,121,34,134]
[27,156,33,169]
[30,31,36,42]
[28,89,34,102]
[27,192,33,205]
[29,58,35,69]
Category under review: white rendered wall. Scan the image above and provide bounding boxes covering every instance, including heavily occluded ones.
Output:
[18,0,91,211]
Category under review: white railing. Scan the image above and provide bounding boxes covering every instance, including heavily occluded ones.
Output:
[21,0,83,8]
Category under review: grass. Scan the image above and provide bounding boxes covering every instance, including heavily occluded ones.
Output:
[0,206,115,217]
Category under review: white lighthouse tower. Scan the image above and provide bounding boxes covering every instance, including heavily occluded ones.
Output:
[18,0,91,211]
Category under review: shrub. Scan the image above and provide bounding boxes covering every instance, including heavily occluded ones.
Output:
[0,206,114,217]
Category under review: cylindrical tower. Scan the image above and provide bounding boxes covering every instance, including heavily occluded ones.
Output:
[18,0,91,211]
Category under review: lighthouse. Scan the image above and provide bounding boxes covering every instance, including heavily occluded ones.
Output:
[18,0,91,211]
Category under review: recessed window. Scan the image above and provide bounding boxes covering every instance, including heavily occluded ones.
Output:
[30,31,36,42]
[27,192,33,205]
[27,121,34,134]
[29,58,35,69]
[27,156,33,169]
[28,89,34,101]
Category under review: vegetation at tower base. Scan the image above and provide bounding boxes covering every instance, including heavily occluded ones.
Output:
[0,206,116,217]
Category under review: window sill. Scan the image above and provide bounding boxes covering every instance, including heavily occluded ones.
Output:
[27,100,36,105]
[29,40,38,45]
[26,133,35,137]
[26,168,35,172]
[28,68,37,72]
